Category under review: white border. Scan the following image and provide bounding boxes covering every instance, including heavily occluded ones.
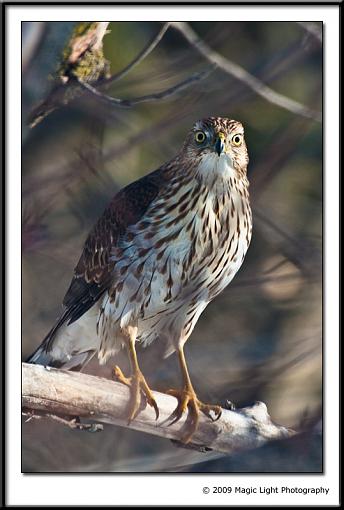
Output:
[7,5,340,507]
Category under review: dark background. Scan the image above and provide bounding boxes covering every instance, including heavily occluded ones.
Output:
[22,21,322,472]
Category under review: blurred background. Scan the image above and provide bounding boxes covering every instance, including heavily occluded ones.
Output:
[22,21,322,472]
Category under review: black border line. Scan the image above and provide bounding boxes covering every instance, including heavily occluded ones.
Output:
[20,19,324,476]
[19,14,325,476]
[338,2,342,508]
[2,1,344,5]
[1,2,5,509]
[1,1,341,507]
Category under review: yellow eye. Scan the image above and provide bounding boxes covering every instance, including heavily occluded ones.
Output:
[195,131,206,144]
[232,134,243,146]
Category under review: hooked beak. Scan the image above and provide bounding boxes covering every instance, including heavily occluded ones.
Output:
[214,133,225,156]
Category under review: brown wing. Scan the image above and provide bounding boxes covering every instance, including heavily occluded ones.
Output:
[61,171,163,326]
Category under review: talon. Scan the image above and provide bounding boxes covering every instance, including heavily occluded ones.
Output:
[150,398,160,421]
[114,365,159,422]
[200,404,222,422]
[213,407,222,421]
[165,386,222,443]
[167,407,184,427]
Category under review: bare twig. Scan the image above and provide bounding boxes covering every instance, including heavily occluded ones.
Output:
[78,65,216,108]
[297,22,322,44]
[22,409,103,431]
[254,207,305,252]
[253,207,322,278]
[22,22,48,74]
[171,22,321,122]
[22,363,294,454]
[28,22,171,125]
[101,22,170,86]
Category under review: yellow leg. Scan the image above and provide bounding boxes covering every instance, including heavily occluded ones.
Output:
[167,345,222,443]
[114,326,159,423]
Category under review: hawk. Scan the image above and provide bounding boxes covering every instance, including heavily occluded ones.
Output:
[27,117,252,442]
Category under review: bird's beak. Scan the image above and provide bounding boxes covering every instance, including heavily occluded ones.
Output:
[214,133,226,156]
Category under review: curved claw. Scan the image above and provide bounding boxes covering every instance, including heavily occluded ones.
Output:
[199,407,213,421]
[150,398,160,421]
[165,387,222,443]
[213,408,222,421]
[165,389,187,426]
[167,407,184,427]
[201,405,222,422]
[114,365,159,423]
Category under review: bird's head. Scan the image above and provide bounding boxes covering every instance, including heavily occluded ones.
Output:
[181,117,249,178]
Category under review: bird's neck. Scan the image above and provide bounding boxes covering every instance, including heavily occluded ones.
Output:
[161,152,249,201]
[195,152,247,189]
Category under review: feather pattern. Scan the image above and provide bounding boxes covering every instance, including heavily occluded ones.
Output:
[27,117,252,368]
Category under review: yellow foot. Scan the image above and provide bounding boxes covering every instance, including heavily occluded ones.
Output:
[113,365,159,423]
[166,387,222,443]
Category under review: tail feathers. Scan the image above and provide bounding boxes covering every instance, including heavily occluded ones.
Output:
[26,312,68,367]
[26,343,57,366]
[26,329,61,366]
[26,339,96,371]
[26,316,97,371]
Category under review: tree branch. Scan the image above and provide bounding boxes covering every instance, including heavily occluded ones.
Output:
[22,363,294,454]
[78,65,216,108]
[297,22,322,44]
[101,22,170,86]
[29,22,111,128]
[22,22,48,75]
[171,22,321,122]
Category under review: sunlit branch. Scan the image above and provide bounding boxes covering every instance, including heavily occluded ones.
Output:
[22,363,294,455]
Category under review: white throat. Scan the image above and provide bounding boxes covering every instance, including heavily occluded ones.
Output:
[196,152,236,186]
